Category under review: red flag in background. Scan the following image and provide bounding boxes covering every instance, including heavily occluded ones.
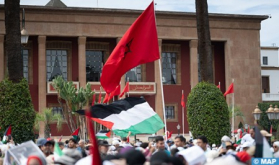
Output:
[181,91,185,108]
[85,109,101,165]
[224,83,234,96]
[91,93,96,106]
[120,82,129,98]
[168,131,173,139]
[98,89,102,104]
[58,135,63,142]
[109,85,120,101]
[270,125,273,134]
[100,1,160,93]
[217,84,220,89]
[71,128,80,136]
[103,93,110,103]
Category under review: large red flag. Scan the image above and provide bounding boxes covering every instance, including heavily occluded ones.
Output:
[108,85,120,101]
[91,93,96,106]
[120,82,129,98]
[224,83,234,96]
[100,1,159,93]
[181,91,185,108]
[85,109,101,165]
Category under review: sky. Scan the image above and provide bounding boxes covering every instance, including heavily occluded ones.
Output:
[0,0,278,46]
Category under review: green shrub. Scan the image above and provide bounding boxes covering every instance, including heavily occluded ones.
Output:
[0,78,36,143]
[257,102,279,133]
[187,82,230,145]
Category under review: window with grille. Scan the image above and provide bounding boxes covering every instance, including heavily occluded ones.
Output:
[52,107,64,118]
[46,50,67,81]
[263,57,268,65]
[162,52,177,84]
[22,49,29,81]
[86,51,103,82]
[165,106,175,119]
[126,65,142,82]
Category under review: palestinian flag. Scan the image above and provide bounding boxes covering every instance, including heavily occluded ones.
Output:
[2,125,11,143]
[254,126,273,158]
[54,142,64,161]
[71,128,80,141]
[96,130,111,139]
[76,97,164,137]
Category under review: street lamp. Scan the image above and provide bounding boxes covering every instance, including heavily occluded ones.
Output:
[274,105,279,120]
[21,9,29,45]
[253,106,262,121]
[266,105,275,120]
[177,124,181,135]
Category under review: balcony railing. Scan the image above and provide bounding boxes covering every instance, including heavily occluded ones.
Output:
[262,93,279,101]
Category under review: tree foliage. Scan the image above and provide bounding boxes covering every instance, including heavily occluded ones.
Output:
[34,108,63,138]
[52,76,94,138]
[0,79,36,143]
[187,82,230,145]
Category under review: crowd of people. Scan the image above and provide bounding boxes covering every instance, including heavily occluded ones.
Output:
[2,127,279,165]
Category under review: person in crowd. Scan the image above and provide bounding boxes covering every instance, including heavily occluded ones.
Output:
[242,141,252,152]
[68,138,77,149]
[273,141,279,157]
[98,140,110,160]
[197,135,211,155]
[65,140,69,148]
[120,137,132,148]
[153,136,171,155]
[77,139,87,157]
[172,135,187,150]
[250,128,255,139]
[212,144,218,151]
[45,139,55,164]
[36,138,47,154]
[58,142,64,151]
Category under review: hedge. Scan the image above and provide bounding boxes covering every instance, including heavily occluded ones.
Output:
[187,82,230,145]
[0,79,36,143]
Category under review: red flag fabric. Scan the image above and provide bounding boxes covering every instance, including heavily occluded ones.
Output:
[103,93,110,103]
[270,125,273,134]
[181,92,185,108]
[98,90,102,104]
[91,93,96,106]
[127,136,130,143]
[168,131,173,139]
[58,135,63,142]
[100,1,160,93]
[108,85,121,101]
[120,82,129,98]
[71,128,80,136]
[217,84,220,89]
[224,83,234,96]
[85,110,101,165]
[240,129,243,139]
[5,125,11,136]
[106,131,111,138]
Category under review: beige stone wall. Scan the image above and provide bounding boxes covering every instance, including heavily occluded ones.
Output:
[0,6,266,129]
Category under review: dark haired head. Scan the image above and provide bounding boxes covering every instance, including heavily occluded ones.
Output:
[65,140,69,144]
[140,142,149,149]
[197,135,208,144]
[69,138,77,144]
[155,136,164,143]
[175,135,186,143]
[122,137,127,141]
[58,142,64,146]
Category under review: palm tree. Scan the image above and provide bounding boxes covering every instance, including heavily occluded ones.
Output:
[5,0,23,83]
[35,108,63,138]
[195,0,214,83]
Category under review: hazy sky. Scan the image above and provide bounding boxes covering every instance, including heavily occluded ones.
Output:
[1,0,278,46]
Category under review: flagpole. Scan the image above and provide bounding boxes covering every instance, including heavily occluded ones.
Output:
[153,1,167,135]
[232,79,235,136]
[182,90,184,137]
[158,59,167,135]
